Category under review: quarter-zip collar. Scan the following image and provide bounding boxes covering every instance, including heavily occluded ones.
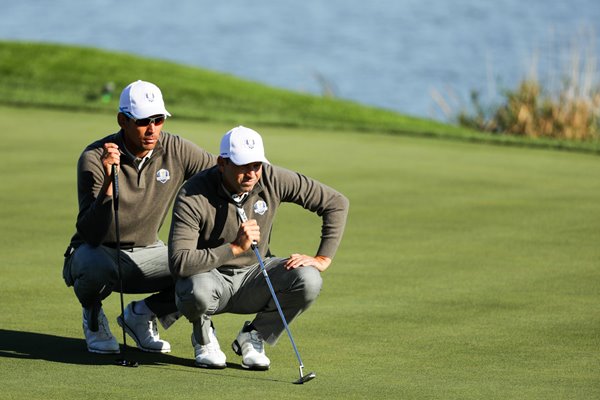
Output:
[216,169,265,205]
[113,130,165,170]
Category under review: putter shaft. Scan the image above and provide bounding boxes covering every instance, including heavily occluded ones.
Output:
[113,165,138,367]
[236,203,315,383]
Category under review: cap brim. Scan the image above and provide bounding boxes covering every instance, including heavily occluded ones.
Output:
[132,107,171,119]
[229,156,270,166]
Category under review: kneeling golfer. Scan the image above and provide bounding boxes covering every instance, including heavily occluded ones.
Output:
[62,80,216,355]
[168,126,349,370]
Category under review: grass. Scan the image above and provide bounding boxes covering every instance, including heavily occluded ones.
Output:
[0,40,457,136]
[2,40,600,154]
[1,104,599,399]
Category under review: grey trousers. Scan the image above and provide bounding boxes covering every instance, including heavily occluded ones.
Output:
[175,257,322,346]
[63,242,177,317]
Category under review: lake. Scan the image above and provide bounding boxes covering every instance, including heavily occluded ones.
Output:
[2,0,599,120]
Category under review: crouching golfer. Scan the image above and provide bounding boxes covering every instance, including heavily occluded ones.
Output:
[62,80,216,355]
[168,126,349,369]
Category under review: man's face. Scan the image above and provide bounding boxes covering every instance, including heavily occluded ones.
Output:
[118,113,164,157]
[218,157,263,195]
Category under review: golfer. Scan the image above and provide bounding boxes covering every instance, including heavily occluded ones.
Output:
[62,80,217,354]
[168,126,349,369]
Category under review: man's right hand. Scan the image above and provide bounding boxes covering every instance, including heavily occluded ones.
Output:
[101,143,120,196]
[230,219,261,256]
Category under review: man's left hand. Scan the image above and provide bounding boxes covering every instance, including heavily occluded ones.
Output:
[284,254,331,272]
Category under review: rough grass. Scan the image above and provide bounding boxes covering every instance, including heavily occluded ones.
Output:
[0,105,598,399]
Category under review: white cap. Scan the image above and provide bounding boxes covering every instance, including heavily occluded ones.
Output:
[220,126,270,166]
[118,80,171,119]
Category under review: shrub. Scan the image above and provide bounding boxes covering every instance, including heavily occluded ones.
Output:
[440,29,600,141]
[459,80,600,140]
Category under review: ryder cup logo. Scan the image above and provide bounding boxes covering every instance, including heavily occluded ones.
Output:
[156,169,170,183]
[253,200,268,215]
[146,92,155,102]
[245,139,255,149]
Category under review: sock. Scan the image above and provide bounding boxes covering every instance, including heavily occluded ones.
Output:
[133,300,153,316]
[84,302,101,332]
[242,322,257,333]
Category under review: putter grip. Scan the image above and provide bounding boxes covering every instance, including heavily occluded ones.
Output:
[112,164,119,210]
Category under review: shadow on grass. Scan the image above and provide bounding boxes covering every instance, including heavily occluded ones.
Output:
[0,329,289,383]
[0,328,193,367]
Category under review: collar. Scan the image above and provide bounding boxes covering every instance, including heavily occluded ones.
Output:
[115,130,163,167]
[121,139,153,160]
[220,183,249,206]
[215,170,264,205]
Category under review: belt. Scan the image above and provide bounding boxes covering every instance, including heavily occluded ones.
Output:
[104,242,135,250]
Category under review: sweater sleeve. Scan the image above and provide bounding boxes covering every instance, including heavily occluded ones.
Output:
[75,150,113,246]
[272,166,350,259]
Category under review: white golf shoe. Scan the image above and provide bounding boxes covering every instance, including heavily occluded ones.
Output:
[116,302,171,353]
[192,327,227,369]
[231,321,270,370]
[82,307,120,354]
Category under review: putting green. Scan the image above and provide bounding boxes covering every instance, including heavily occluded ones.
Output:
[0,105,598,399]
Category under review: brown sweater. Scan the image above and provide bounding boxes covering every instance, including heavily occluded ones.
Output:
[68,130,217,249]
[168,164,350,278]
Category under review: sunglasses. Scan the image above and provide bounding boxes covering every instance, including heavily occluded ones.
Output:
[122,111,166,127]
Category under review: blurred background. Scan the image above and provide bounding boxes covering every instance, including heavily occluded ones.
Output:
[2,0,599,121]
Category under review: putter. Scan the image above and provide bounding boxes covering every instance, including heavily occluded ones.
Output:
[112,164,138,368]
[251,244,316,384]
[235,202,316,383]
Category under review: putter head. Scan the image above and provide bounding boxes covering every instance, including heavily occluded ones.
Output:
[293,371,316,384]
[115,358,139,368]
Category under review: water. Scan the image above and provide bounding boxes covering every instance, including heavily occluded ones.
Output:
[2,0,599,120]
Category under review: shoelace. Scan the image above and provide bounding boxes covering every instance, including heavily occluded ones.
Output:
[201,342,220,353]
[97,313,113,339]
[148,318,160,339]
[248,331,265,353]
[195,330,221,353]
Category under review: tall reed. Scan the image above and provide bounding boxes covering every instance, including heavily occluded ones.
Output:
[436,29,600,140]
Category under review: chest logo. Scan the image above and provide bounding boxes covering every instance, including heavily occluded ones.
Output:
[156,169,170,184]
[253,200,268,215]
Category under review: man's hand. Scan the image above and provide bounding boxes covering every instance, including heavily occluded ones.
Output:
[285,254,331,272]
[101,143,120,196]
[230,219,261,256]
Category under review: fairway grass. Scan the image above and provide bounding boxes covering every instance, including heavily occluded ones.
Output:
[0,105,598,399]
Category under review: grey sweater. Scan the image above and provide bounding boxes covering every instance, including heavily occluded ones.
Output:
[68,130,217,249]
[168,164,350,278]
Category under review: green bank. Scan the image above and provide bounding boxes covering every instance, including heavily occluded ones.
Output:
[1,40,599,153]
[0,103,598,399]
